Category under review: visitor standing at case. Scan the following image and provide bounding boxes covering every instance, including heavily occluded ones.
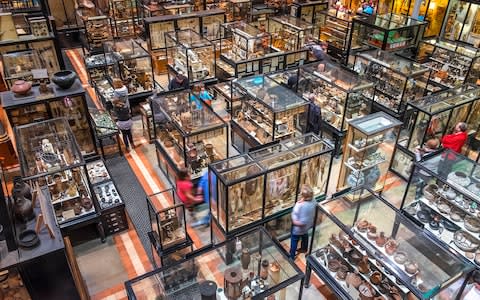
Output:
[113,78,129,109]
[439,122,468,178]
[113,101,135,151]
[168,72,190,91]
[289,184,316,259]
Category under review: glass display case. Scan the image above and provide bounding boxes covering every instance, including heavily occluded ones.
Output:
[306,188,475,300]
[316,10,354,62]
[337,112,402,200]
[166,29,216,84]
[217,21,310,79]
[349,13,427,56]
[104,39,155,97]
[209,81,242,117]
[231,74,309,152]
[210,133,332,236]
[145,9,225,76]
[162,3,194,15]
[88,107,122,157]
[416,38,480,89]
[290,0,328,38]
[147,193,190,252]
[0,39,60,88]
[88,158,128,235]
[125,227,304,300]
[295,61,374,153]
[14,118,101,229]
[220,21,272,63]
[402,149,480,267]
[353,49,430,118]
[151,90,229,185]
[1,49,41,87]
[227,0,252,22]
[84,53,115,84]
[1,79,97,156]
[391,85,480,180]
[109,0,138,38]
[267,15,314,51]
[84,16,114,53]
[146,189,194,268]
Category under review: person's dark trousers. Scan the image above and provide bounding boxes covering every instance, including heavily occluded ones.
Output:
[289,232,309,259]
[120,129,134,148]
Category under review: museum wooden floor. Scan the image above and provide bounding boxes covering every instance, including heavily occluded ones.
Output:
[63,48,408,299]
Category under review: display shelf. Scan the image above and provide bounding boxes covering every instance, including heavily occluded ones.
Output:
[306,188,475,300]
[353,49,430,118]
[147,190,189,252]
[391,85,480,181]
[14,119,103,238]
[411,38,480,90]
[337,112,402,199]
[291,60,374,155]
[349,13,427,58]
[315,10,353,62]
[165,29,216,85]
[88,107,122,157]
[103,39,156,98]
[231,74,309,152]
[84,16,113,53]
[210,133,333,237]
[401,149,480,267]
[151,89,229,187]
[267,15,313,52]
[109,0,138,38]
[126,227,304,300]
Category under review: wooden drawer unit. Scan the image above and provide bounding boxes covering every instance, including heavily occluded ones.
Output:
[101,205,128,235]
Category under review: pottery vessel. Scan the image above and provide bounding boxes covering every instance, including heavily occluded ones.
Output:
[375,232,387,247]
[52,70,77,89]
[346,272,362,288]
[422,184,438,201]
[358,256,370,274]
[447,171,471,187]
[11,177,35,223]
[260,259,269,280]
[385,239,398,255]
[240,248,250,270]
[11,80,32,96]
[404,261,418,274]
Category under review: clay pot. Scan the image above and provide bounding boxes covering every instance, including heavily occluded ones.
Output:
[81,194,93,210]
[11,176,32,200]
[240,248,250,270]
[52,70,77,89]
[358,256,370,274]
[367,225,377,240]
[404,261,418,274]
[11,80,32,96]
[370,271,383,285]
[356,219,369,232]
[13,195,35,223]
[346,272,362,288]
[385,239,398,255]
[260,259,269,280]
[375,232,387,247]
[422,184,438,201]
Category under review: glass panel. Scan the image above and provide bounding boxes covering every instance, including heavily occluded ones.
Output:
[15,118,84,179]
[127,228,301,300]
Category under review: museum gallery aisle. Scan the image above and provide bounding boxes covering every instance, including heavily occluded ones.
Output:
[66,47,358,300]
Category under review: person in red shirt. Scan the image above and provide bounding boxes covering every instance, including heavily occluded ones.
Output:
[176,168,195,218]
[438,122,468,179]
[441,122,468,153]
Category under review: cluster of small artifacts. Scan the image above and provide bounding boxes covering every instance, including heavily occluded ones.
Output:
[223,247,283,300]
[313,218,429,300]
[404,169,480,265]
